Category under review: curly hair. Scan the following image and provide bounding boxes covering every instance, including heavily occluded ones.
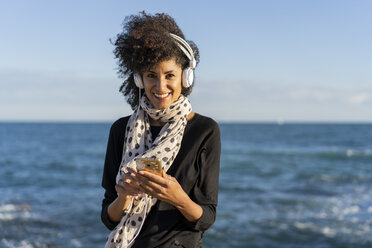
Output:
[112,11,200,110]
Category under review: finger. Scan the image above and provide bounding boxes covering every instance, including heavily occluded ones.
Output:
[117,180,143,195]
[137,180,163,198]
[130,172,165,195]
[127,172,143,188]
[120,172,142,189]
[137,176,164,193]
[127,167,137,173]
[118,177,134,187]
[162,170,174,181]
[120,168,138,181]
[121,170,137,182]
[115,184,140,196]
[137,170,168,186]
[116,181,141,194]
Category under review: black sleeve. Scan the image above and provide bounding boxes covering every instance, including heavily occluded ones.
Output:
[101,189,120,230]
[183,120,221,231]
[100,118,127,230]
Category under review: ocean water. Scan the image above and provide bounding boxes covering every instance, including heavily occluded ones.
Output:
[1,122,372,248]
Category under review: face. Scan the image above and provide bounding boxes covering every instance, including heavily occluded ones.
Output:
[142,59,183,110]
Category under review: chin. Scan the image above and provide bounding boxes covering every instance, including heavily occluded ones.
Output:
[147,92,181,110]
[151,98,172,110]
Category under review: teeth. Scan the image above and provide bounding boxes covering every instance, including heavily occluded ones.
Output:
[154,93,169,98]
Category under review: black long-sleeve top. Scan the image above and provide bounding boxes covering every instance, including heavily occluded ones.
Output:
[101,113,221,247]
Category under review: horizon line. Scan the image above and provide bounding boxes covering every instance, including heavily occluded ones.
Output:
[1,119,372,124]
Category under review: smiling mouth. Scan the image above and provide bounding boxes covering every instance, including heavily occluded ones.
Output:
[154,92,171,99]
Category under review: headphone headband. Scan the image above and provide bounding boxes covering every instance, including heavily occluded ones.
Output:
[169,33,196,69]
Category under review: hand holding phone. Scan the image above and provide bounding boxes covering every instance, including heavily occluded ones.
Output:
[135,158,163,177]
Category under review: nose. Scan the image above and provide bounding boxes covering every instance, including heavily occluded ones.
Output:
[155,76,167,91]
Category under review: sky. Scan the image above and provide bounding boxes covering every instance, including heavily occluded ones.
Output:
[1,0,371,122]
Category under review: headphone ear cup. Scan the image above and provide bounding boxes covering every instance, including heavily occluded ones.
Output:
[182,68,194,88]
[134,73,144,89]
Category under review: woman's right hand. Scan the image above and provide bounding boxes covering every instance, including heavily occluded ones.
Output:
[115,168,143,199]
[108,168,143,220]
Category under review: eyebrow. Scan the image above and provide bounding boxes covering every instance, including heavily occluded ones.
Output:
[148,70,175,74]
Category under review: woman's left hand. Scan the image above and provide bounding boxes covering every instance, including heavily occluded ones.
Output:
[131,170,188,208]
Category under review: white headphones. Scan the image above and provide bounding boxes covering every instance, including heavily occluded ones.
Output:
[133,33,196,89]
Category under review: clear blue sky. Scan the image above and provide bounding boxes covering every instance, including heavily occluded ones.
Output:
[1,0,371,122]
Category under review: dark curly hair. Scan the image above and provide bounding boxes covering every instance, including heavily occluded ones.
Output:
[112,11,200,110]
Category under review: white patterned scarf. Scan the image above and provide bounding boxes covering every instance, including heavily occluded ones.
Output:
[104,94,192,248]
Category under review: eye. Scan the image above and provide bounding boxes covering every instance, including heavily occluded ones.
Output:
[146,73,157,79]
[166,74,175,79]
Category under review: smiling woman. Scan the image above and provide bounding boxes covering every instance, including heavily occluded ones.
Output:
[100,11,221,248]
[113,11,200,111]
[142,59,183,111]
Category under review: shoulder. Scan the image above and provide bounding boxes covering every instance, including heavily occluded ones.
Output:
[109,115,131,135]
[186,113,221,147]
[189,113,220,135]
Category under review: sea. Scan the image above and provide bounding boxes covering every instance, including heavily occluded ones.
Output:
[1,121,372,248]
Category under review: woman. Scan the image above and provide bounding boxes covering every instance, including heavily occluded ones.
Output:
[101,12,221,248]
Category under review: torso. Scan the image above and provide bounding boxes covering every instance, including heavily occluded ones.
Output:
[102,112,221,248]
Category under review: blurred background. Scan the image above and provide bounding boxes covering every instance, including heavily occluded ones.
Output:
[1,0,372,122]
[1,0,372,247]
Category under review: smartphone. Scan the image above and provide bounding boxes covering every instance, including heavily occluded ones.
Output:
[135,158,163,177]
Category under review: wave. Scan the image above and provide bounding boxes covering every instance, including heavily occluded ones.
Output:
[1,239,34,248]
[0,203,32,221]
[320,148,372,159]
[1,238,84,248]
[222,146,372,159]
[209,187,372,247]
